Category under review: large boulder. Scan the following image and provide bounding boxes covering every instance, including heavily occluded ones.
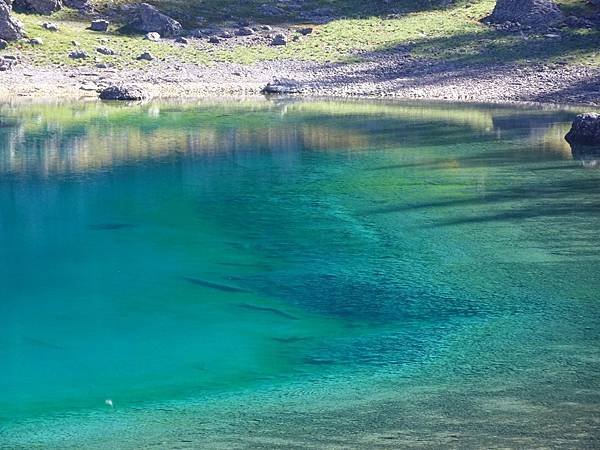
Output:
[128,3,182,37]
[487,0,564,27]
[13,0,62,14]
[565,113,600,146]
[0,0,23,41]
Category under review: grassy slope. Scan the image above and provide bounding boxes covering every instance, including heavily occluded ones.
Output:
[4,0,600,68]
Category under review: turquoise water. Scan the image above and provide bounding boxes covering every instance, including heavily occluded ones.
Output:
[1,99,599,448]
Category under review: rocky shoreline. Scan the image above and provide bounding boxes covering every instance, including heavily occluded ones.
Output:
[0,53,599,106]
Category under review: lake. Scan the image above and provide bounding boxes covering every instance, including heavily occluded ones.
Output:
[1,99,599,448]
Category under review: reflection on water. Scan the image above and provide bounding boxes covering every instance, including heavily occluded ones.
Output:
[0,99,582,176]
[1,99,600,448]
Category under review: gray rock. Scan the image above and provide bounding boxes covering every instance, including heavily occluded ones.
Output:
[208,35,220,44]
[487,0,563,27]
[90,19,109,32]
[259,4,285,17]
[565,113,600,146]
[297,27,313,35]
[219,30,233,38]
[260,24,272,31]
[271,33,287,46]
[236,26,254,36]
[0,38,7,48]
[13,0,61,14]
[262,79,303,94]
[0,54,17,70]
[63,0,91,12]
[136,51,154,61]
[29,37,43,45]
[68,49,88,58]
[129,3,182,37]
[0,0,24,41]
[175,36,188,44]
[96,46,115,55]
[42,22,59,31]
[99,84,148,101]
[145,31,160,41]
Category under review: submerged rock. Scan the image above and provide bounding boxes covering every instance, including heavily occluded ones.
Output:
[0,0,24,41]
[99,84,148,101]
[13,0,62,15]
[262,79,303,95]
[487,0,563,27]
[128,3,182,37]
[565,113,600,146]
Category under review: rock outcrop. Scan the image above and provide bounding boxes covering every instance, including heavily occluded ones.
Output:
[99,84,148,101]
[128,3,182,37]
[0,0,24,41]
[13,0,62,15]
[63,0,92,12]
[487,0,564,27]
[565,113,600,146]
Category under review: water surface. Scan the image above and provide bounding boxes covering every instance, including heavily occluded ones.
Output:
[1,99,599,448]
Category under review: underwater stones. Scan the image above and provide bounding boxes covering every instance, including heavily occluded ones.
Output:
[99,84,148,101]
[565,113,600,146]
[90,19,109,32]
[262,79,303,95]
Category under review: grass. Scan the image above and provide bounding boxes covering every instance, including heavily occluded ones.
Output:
[5,0,600,69]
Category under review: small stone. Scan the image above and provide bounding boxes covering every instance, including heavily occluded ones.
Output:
[208,36,220,44]
[219,30,233,39]
[96,62,108,68]
[96,46,115,55]
[137,51,154,61]
[260,25,272,31]
[0,39,7,50]
[69,49,88,59]
[29,38,43,45]
[297,27,313,35]
[175,36,189,44]
[145,32,160,41]
[71,40,80,46]
[90,19,109,32]
[271,33,287,46]
[236,26,254,36]
[42,22,59,32]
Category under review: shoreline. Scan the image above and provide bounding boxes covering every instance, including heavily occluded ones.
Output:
[1,56,599,107]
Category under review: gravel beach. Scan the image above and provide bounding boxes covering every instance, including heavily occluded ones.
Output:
[0,50,599,105]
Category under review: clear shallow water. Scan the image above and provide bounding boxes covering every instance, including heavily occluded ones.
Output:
[0,99,599,447]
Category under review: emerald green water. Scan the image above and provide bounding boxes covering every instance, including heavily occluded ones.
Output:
[1,99,599,448]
